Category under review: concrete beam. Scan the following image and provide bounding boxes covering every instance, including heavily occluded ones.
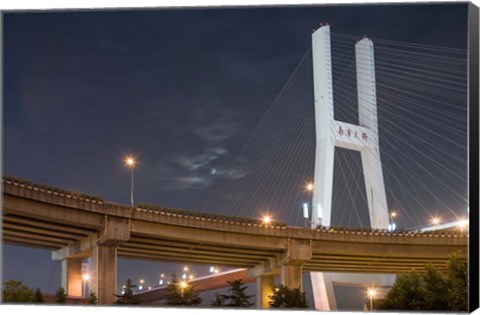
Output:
[52,233,98,261]
[3,195,103,229]
[249,238,312,279]
[131,220,288,250]
[4,229,70,247]
[128,235,280,257]
[3,215,93,236]
[3,222,82,241]
[118,245,261,265]
[281,238,312,265]
[52,216,130,261]
[122,240,272,260]
[96,216,130,246]
[311,240,467,258]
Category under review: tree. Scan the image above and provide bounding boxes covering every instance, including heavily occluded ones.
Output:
[2,280,34,303]
[378,253,468,312]
[55,287,67,304]
[447,252,468,311]
[269,285,308,309]
[211,292,225,306]
[164,273,202,306]
[88,292,98,305]
[212,279,254,307]
[423,264,449,310]
[115,279,140,305]
[378,272,425,310]
[33,288,44,303]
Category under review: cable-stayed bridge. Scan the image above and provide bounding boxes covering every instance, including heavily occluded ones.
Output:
[2,25,469,310]
[202,27,467,232]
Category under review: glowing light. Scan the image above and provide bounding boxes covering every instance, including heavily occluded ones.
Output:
[390,211,397,218]
[182,273,187,280]
[189,275,194,280]
[183,266,189,272]
[305,182,314,192]
[139,285,143,291]
[209,266,215,273]
[367,288,376,298]
[148,286,152,290]
[367,287,377,311]
[125,156,136,167]
[159,280,164,285]
[82,274,90,281]
[262,215,272,225]
[160,274,164,278]
[140,279,144,284]
[180,281,187,289]
[214,268,220,274]
[432,217,440,226]
[457,219,469,230]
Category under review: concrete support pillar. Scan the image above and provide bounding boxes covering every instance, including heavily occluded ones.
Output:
[281,264,303,289]
[91,245,117,304]
[61,258,83,297]
[256,274,275,309]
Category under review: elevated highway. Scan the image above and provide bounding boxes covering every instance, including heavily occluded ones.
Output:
[2,175,468,306]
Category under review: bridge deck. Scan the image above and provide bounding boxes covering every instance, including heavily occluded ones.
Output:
[2,176,468,274]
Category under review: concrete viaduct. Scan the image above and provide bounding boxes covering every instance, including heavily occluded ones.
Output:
[2,176,468,307]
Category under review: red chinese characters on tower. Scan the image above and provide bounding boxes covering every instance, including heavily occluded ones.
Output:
[338,126,344,136]
[362,132,368,140]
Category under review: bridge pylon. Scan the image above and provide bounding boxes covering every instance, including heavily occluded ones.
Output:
[310,24,393,310]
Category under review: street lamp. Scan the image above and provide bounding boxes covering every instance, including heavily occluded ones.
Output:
[125,156,136,207]
[82,274,90,298]
[305,182,314,192]
[261,214,272,225]
[388,211,397,231]
[457,218,469,231]
[367,287,376,311]
[432,216,440,229]
[180,281,187,296]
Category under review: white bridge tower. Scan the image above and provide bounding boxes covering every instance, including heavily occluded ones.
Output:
[310,24,394,310]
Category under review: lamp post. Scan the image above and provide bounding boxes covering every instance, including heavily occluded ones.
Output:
[125,156,136,207]
[367,287,376,311]
[82,274,90,298]
[388,211,397,231]
[180,281,187,297]
[303,182,314,227]
[432,216,440,230]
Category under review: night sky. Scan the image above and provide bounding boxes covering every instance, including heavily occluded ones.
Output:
[2,2,469,305]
